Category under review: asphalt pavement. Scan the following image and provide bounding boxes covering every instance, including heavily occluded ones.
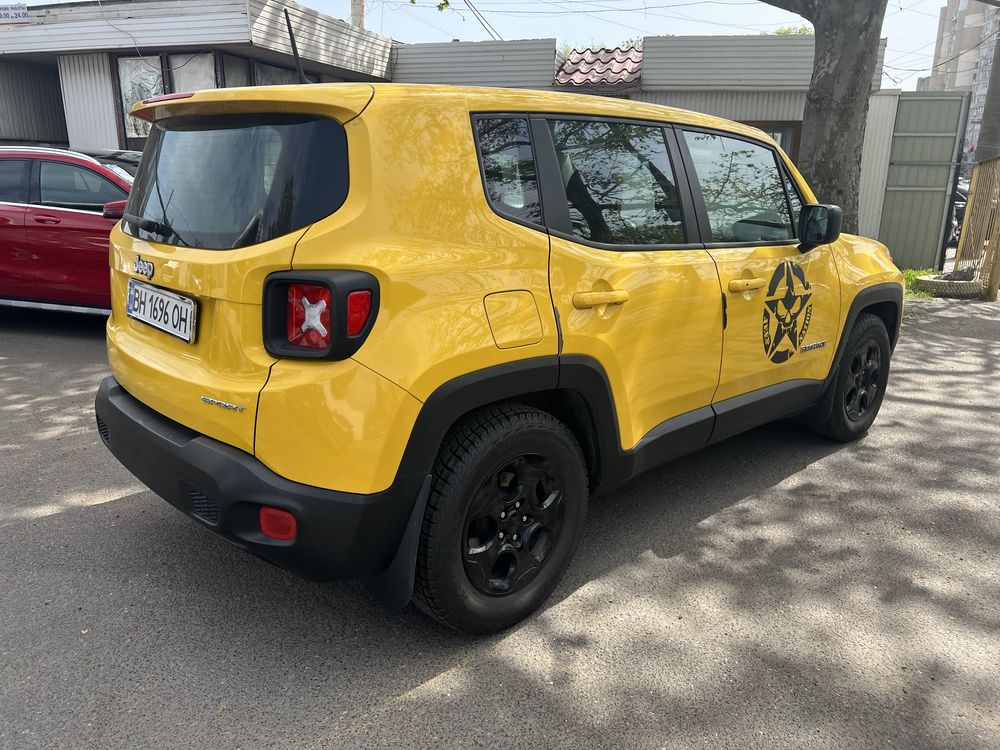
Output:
[1,299,998,749]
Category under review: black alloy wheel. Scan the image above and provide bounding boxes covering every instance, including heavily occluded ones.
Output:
[807,312,891,443]
[414,403,588,634]
[462,454,565,596]
[844,337,882,423]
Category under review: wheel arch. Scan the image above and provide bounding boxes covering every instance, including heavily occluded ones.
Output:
[392,356,623,494]
[801,281,903,427]
[838,283,904,362]
[863,299,901,350]
[364,356,620,609]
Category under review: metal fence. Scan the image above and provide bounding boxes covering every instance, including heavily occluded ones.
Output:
[954,156,1000,301]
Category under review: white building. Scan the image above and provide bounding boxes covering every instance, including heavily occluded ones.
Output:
[0,0,392,149]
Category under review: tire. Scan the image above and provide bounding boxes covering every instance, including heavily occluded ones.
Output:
[413,403,588,634]
[809,313,891,442]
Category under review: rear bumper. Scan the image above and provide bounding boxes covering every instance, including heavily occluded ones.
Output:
[94,377,424,581]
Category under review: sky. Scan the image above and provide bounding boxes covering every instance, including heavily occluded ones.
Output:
[24,0,965,90]
[310,0,953,90]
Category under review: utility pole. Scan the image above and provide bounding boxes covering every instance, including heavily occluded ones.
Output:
[977,32,1000,162]
[351,0,365,29]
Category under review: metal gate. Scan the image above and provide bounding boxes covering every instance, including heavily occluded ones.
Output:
[876,91,969,270]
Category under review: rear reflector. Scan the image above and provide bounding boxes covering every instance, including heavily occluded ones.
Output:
[287,283,331,349]
[346,290,372,336]
[259,506,297,541]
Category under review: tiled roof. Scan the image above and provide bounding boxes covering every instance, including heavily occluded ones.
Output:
[555,46,643,87]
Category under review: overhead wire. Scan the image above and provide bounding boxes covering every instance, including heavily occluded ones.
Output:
[882,29,999,72]
[463,0,503,39]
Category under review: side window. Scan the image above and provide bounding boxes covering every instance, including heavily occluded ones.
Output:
[39,162,126,211]
[0,159,28,203]
[548,119,686,245]
[475,117,542,226]
[683,131,794,244]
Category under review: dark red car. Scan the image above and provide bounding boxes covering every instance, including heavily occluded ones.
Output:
[0,147,135,314]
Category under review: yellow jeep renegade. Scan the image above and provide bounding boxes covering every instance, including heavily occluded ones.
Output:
[95,84,903,634]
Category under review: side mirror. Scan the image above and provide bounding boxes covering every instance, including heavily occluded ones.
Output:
[798,204,842,252]
[103,199,127,220]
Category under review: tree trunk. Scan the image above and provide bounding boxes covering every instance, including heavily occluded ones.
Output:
[976,37,1000,163]
[794,2,889,234]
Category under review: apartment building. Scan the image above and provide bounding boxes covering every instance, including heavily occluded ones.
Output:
[925,0,998,154]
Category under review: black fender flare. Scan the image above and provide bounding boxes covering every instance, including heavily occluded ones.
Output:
[390,354,677,496]
[362,354,629,607]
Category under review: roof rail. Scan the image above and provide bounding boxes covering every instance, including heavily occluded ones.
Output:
[0,146,101,166]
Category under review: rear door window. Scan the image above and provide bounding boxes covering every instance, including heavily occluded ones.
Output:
[547,119,687,246]
[39,161,126,211]
[0,159,29,203]
[682,130,795,244]
[474,117,543,227]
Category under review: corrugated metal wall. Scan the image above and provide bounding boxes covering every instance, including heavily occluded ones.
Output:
[391,39,559,88]
[858,91,900,239]
[629,90,807,121]
[249,0,393,79]
[0,0,250,53]
[877,92,969,269]
[57,54,121,151]
[0,61,67,143]
[640,36,885,92]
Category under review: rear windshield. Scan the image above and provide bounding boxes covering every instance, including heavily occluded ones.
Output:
[123,113,348,250]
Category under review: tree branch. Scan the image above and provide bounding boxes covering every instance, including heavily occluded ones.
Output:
[758,0,814,22]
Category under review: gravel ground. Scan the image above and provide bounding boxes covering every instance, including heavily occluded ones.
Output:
[0,299,997,750]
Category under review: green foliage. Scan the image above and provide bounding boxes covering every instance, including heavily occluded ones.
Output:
[763,24,814,35]
[902,268,935,299]
[412,0,450,9]
[558,40,612,56]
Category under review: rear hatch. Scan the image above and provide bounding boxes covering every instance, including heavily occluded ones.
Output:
[106,85,372,452]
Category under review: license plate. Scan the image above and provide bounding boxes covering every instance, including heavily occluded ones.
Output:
[126,278,197,343]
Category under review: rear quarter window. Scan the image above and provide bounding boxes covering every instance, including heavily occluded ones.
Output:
[474,117,543,227]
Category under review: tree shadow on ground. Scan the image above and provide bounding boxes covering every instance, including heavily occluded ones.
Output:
[1,302,998,748]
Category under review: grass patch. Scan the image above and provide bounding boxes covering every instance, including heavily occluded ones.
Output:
[902,268,935,299]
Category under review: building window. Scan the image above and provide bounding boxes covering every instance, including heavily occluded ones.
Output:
[118,57,164,141]
[253,62,300,86]
[169,53,217,92]
[742,121,801,161]
[252,61,317,85]
[223,55,250,87]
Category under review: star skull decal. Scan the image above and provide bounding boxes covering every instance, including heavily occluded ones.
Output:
[762,260,812,364]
